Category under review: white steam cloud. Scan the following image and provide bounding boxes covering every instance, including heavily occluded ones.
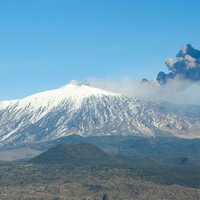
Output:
[84,77,200,105]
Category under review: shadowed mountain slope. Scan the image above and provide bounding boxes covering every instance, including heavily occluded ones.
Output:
[31,143,119,165]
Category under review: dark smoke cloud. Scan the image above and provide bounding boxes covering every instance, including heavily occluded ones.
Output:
[157,44,200,84]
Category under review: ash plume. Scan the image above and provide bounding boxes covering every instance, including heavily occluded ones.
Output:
[157,44,200,84]
[84,44,200,105]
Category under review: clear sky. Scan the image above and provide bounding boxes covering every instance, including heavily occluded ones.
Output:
[0,0,200,100]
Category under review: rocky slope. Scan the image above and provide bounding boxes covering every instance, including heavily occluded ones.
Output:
[0,82,200,147]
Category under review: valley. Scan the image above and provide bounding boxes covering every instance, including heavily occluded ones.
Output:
[0,136,200,199]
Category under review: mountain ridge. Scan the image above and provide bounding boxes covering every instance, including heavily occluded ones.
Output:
[0,82,200,147]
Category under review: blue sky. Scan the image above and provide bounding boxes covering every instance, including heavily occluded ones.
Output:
[0,0,200,100]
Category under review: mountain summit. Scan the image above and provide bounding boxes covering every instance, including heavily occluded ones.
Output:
[0,82,200,147]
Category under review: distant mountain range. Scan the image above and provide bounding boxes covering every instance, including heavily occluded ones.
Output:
[0,82,200,147]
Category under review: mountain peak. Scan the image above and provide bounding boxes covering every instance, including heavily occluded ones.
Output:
[58,81,120,98]
[0,81,120,110]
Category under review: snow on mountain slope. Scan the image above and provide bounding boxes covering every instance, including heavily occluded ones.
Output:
[0,81,200,147]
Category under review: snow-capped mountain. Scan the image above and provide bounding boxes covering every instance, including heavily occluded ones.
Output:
[0,82,200,147]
